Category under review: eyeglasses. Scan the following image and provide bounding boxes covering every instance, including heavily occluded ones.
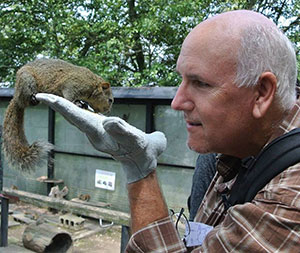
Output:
[170,208,191,241]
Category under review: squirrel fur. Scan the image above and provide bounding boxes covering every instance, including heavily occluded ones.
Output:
[3,58,114,171]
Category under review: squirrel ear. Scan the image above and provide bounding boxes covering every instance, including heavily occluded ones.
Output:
[252,72,277,119]
[102,82,110,90]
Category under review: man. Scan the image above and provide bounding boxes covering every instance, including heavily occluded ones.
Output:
[36,10,299,252]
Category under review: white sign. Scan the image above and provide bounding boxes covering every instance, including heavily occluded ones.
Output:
[95,169,116,191]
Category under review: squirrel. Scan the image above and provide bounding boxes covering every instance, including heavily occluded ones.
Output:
[48,185,69,199]
[2,58,114,171]
[78,194,91,202]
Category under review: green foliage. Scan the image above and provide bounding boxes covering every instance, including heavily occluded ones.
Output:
[0,0,299,87]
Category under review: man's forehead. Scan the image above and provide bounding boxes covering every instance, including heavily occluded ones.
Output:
[176,54,199,74]
[176,55,215,84]
[186,22,238,50]
[175,66,203,80]
[178,31,238,69]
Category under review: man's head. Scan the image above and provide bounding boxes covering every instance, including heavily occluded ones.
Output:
[172,10,297,158]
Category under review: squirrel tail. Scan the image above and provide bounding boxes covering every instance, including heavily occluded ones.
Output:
[2,99,53,171]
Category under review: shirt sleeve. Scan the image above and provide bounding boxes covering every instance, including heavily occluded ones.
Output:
[125,216,187,253]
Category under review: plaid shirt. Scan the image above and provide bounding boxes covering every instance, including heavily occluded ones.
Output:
[126,101,300,253]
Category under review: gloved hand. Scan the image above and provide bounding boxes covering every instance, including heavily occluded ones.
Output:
[35,93,167,183]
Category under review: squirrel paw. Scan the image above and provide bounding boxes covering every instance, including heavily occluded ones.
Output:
[74,100,96,112]
[30,94,40,106]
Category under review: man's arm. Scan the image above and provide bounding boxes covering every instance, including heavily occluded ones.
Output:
[128,171,169,233]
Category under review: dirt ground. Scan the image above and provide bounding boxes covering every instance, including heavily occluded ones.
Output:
[2,202,123,253]
[72,227,121,253]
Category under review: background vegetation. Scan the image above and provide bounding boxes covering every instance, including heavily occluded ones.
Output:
[0,0,299,87]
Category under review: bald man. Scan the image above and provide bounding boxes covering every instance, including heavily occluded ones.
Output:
[35,10,299,252]
[125,10,299,252]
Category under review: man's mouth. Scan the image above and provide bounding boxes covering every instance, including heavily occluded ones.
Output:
[186,120,202,128]
[188,122,202,126]
[184,114,202,127]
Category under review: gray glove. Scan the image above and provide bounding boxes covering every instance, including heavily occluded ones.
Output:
[35,93,167,183]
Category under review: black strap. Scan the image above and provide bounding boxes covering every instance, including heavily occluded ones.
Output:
[228,128,300,207]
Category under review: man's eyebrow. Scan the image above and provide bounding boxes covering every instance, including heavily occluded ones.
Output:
[174,69,201,79]
[186,73,200,79]
[185,73,207,82]
[174,69,206,82]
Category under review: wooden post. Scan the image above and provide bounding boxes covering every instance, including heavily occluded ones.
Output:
[120,225,131,253]
[0,196,8,247]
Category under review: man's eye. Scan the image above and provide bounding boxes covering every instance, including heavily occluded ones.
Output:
[192,80,210,87]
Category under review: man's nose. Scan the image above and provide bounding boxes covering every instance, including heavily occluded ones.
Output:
[171,83,193,111]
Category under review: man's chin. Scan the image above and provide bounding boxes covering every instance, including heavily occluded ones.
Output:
[187,140,210,154]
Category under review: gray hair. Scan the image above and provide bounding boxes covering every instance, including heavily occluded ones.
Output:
[235,24,297,111]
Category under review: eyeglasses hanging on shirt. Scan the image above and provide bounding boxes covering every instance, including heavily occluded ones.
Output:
[170,208,190,241]
[170,208,213,247]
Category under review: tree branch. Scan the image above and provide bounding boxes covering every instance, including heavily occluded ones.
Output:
[126,0,145,73]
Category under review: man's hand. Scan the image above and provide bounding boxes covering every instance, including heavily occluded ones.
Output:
[35,93,167,183]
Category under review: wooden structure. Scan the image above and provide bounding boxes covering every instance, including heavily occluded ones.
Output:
[2,187,130,226]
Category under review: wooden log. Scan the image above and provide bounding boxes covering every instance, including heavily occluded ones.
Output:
[23,223,72,253]
[2,187,130,226]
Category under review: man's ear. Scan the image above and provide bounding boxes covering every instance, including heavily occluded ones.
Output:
[252,72,277,119]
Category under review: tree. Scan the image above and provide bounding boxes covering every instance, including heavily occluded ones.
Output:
[0,0,299,87]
